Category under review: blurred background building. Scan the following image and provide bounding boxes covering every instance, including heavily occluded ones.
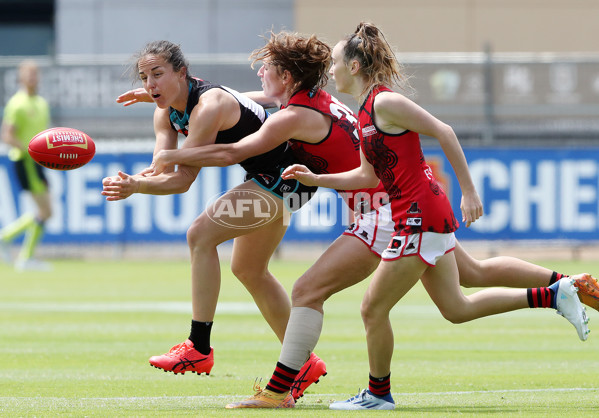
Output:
[1,0,599,252]
[1,0,598,142]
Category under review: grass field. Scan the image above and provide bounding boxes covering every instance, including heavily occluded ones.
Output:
[1,254,598,417]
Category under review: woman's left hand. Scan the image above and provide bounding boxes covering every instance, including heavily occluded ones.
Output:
[460,192,483,227]
[149,150,176,176]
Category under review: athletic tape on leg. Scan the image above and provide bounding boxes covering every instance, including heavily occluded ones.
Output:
[279,307,323,370]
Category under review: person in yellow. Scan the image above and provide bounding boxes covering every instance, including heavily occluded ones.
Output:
[0,59,52,271]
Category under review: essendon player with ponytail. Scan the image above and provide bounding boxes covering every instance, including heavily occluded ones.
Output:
[282,22,592,410]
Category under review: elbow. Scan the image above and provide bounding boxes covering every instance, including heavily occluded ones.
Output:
[171,177,194,194]
[176,183,191,193]
[437,123,457,142]
[220,154,238,167]
[362,172,380,189]
[366,177,380,188]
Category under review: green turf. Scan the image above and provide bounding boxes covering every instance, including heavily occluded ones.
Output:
[0,256,598,416]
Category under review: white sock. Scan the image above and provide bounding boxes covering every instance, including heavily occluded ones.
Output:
[278,307,323,370]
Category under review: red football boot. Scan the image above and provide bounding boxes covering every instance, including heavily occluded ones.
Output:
[149,339,214,375]
[290,352,327,400]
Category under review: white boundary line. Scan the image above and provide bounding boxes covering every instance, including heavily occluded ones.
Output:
[1,387,596,405]
[0,301,259,314]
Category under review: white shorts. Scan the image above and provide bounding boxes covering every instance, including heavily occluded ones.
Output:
[381,231,456,266]
[343,204,394,257]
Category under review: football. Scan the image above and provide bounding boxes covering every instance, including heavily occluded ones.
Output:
[28,127,96,170]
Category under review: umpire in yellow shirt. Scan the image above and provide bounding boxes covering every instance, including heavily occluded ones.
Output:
[1,59,52,271]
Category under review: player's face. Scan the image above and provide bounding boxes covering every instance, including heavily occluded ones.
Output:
[138,54,186,110]
[257,61,286,100]
[330,41,352,94]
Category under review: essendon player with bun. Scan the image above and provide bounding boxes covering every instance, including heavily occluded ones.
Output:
[280,22,593,410]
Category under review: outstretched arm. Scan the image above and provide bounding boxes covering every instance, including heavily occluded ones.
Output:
[116,88,280,109]
[148,106,323,175]
[101,167,198,201]
[282,149,379,190]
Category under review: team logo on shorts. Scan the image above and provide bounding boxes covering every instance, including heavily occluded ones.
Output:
[406,217,422,226]
[386,236,404,253]
[407,202,421,214]
[257,174,275,183]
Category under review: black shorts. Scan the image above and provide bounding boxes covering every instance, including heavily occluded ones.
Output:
[15,158,48,193]
[246,170,317,212]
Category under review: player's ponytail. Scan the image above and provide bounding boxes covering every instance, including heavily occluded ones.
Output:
[343,22,410,94]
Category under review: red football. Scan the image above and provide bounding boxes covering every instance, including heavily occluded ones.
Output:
[28,127,96,170]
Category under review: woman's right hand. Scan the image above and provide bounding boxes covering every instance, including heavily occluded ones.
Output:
[101,171,140,200]
[116,88,152,106]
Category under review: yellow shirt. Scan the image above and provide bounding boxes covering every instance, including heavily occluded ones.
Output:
[3,90,50,160]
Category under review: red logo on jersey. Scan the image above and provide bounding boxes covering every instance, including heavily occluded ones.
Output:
[425,157,450,197]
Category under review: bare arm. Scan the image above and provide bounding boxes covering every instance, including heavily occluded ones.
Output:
[103,90,236,200]
[1,122,25,151]
[101,108,199,200]
[374,91,483,226]
[282,148,379,190]
[149,105,330,175]
[117,88,281,109]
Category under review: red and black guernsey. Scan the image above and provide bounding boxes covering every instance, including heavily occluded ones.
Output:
[283,88,386,212]
[359,85,458,236]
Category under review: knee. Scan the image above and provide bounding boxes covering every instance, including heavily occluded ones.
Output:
[186,223,199,248]
[38,211,52,223]
[457,262,483,288]
[37,206,52,222]
[359,298,383,327]
[437,306,468,324]
[459,280,476,289]
[291,278,324,308]
[186,217,213,250]
[230,260,265,286]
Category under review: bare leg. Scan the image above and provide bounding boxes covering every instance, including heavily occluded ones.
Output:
[292,234,380,311]
[455,240,554,288]
[231,219,289,342]
[187,181,286,324]
[360,256,426,377]
[277,235,380,367]
[31,190,52,222]
[422,251,529,324]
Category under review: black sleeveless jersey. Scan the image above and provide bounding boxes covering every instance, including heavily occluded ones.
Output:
[168,78,292,175]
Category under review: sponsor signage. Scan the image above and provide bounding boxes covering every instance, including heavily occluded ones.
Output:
[3,147,599,243]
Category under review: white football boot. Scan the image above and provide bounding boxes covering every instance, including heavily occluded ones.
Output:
[555,278,590,341]
[330,389,395,410]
